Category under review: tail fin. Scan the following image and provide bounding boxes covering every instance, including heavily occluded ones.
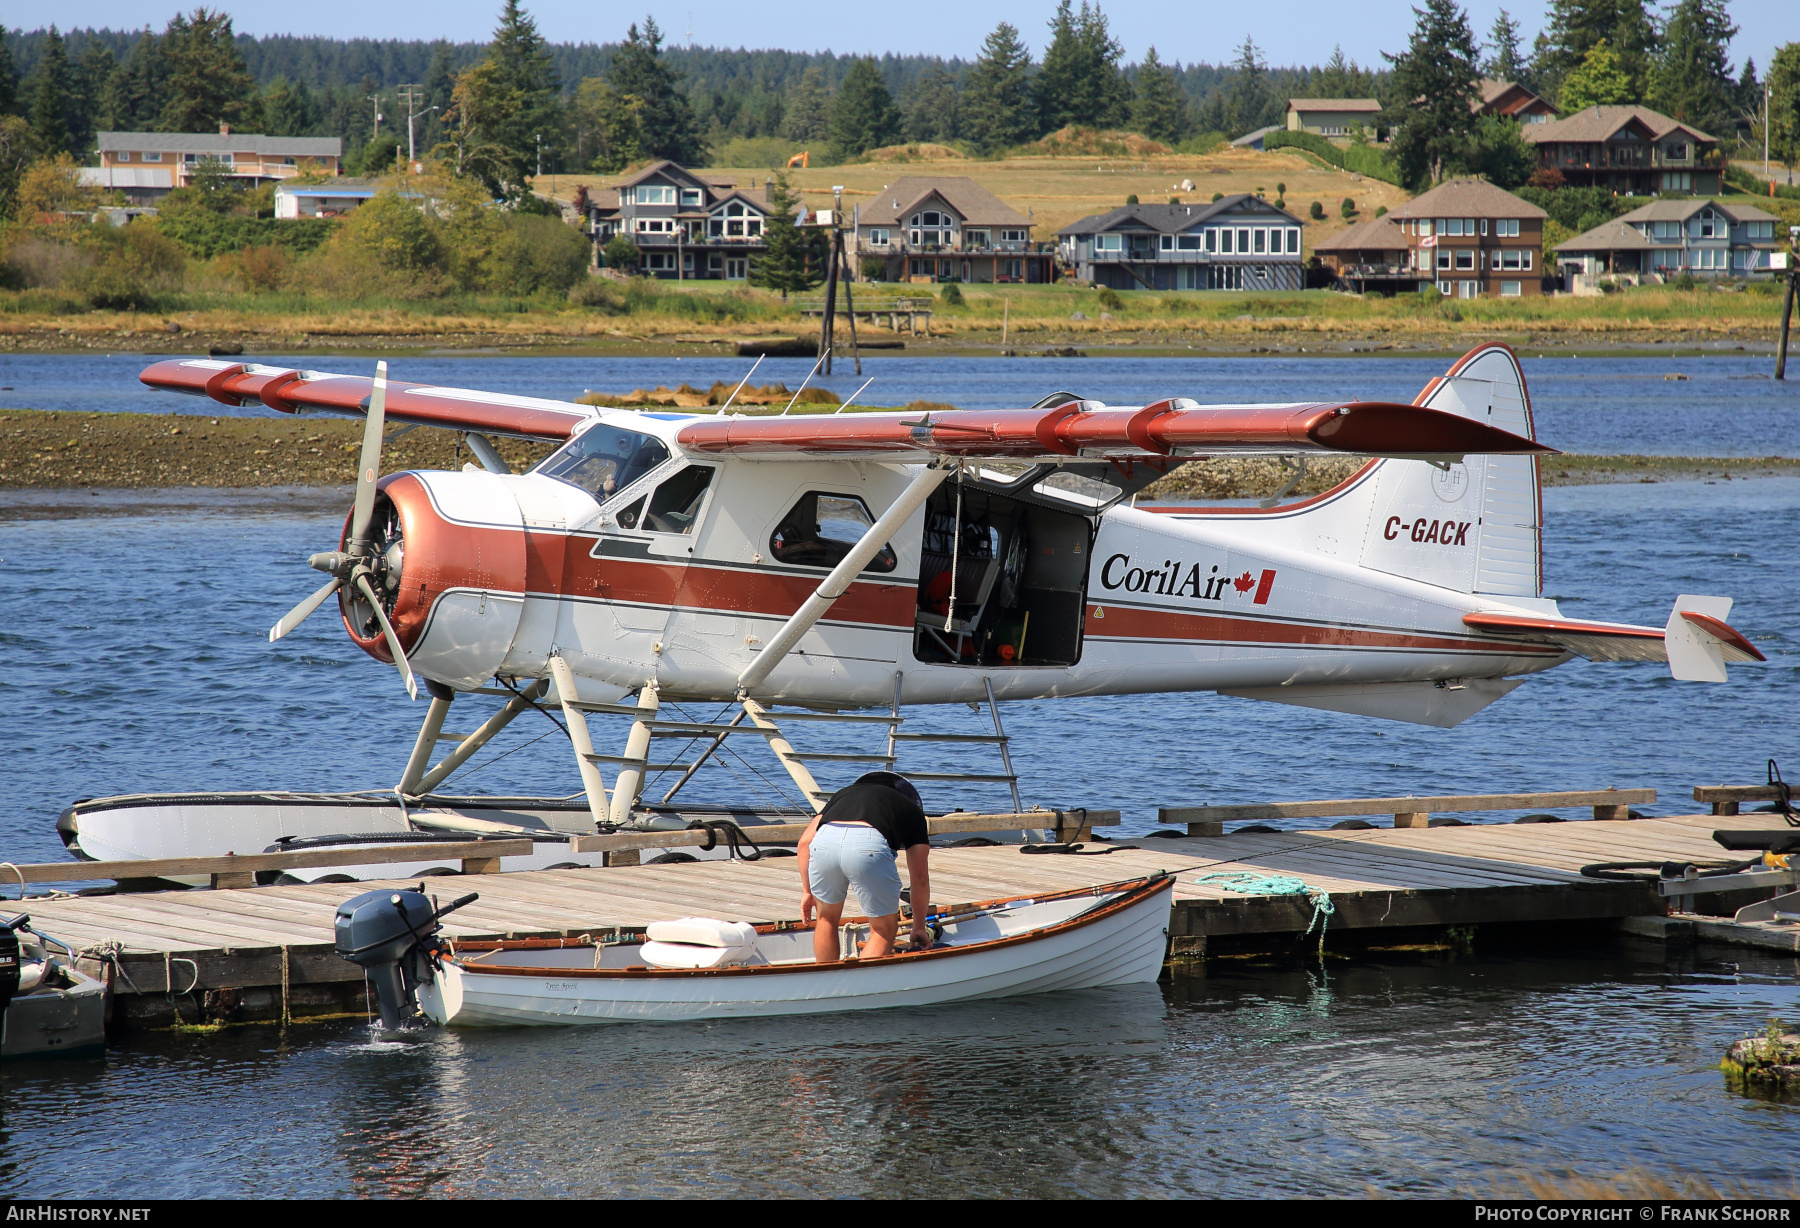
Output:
[1355,344,1542,597]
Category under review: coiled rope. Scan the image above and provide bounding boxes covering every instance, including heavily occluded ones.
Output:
[1194,871,1335,955]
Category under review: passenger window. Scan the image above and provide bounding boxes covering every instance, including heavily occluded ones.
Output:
[769,492,896,572]
[612,495,646,531]
[643,466,715,534]
[534,423,670,500]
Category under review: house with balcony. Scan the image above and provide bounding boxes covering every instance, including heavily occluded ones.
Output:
[1284,99,1382,138]
[1553,199,1782,288]
[1386,179,1548,298]
[855,177,1054,284]
[80,127,342,204]
[1475,79,1555,124]
[583,161,772,280]
[1522,105,1721,195]
[1057,195,1305,291]
[1312,215,1421,294]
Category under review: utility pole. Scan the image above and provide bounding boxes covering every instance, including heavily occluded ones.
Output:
[1765,82,1773,185]
[1777,227,1798,381]
[536,132,543,180]
[368,95,383,143]
[398,85,436,169]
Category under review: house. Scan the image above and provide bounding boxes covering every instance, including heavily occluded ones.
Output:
[80,126,342,205]
[856,177,1054,284]
[1056,196,1306,291]
[1232,125,1281,151]
[582,161,771,280]
[1522,105,1722,195]
[1311,215,1420,294]
[1553,199,1783,289]
[274,179,381,219]
[1385,178,1548,299]
[1284,99,1382,139]
[1474,79,1556,124]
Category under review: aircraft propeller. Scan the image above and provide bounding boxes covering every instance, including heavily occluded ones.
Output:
[268,360,417,701]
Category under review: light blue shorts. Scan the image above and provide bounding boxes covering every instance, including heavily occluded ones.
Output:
[807,822,903,918]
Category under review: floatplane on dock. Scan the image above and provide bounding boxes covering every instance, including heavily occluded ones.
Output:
[57,343,1761,883]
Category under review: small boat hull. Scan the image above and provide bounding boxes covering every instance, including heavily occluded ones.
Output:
[2,963,106,1060]
[419,876,1173,1026]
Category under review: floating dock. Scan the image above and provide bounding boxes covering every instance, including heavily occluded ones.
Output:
[13,794,1796,1029]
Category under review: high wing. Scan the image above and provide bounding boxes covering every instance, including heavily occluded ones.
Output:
[140,359,588,442]
[673,398,1554,462]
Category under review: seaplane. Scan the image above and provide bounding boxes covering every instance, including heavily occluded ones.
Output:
[56,343,1763,882]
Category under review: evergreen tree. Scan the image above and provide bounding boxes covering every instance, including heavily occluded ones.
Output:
[1651,0,1737,136]
[1131,47,1189,143]
[1382,0,1482,187]
[900,64,960,143]
[1221,36,1272,137]
[160,8,256,132]
[70,39,116,154]
[961,22,1036,154]
[261,76,319,136]
[1560,40,1636,110]
[0,30,20,118]
[748,172,820,297]
[1485,10,1525,83]
[573,75,641,172]
[1769,43,1800,184]
[1540,0,1658,106]
[1309,46,1355,98]
[447,1,563,196]
[608,17,703,164]
[828,57,900,155]
[0,115,29,217]
[1034,1,1131,132]
[27,28,74,159]
[782,66,831,143]
[100,33,166,132]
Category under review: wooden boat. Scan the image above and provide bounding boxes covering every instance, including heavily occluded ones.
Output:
[417,873,1174,1026]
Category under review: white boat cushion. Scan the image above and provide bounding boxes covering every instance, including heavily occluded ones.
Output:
[639,939,756,970]
[645,917,758,948]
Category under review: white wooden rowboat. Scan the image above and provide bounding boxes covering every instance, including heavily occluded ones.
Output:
[416,873,1174,1026]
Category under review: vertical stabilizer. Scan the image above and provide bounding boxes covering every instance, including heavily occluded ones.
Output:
[1355,344,1542,597]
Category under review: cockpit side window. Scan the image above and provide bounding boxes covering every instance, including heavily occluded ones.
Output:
[643,466,716,534]
[534,423,671,500]
[769,491,897,572]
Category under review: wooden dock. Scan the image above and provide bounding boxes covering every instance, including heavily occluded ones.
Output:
[15,805,1796,1029]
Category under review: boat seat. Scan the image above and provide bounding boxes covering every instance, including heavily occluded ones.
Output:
[640,917,759,969]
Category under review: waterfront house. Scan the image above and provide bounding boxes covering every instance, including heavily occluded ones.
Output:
[273,179,380,219]
[1284,99,1382,138]
[1057,196,1305,291]
[81,126,342,205]
[1386,179,1548,299]
[1474,79,1555,124]
[583,161,772,280]
[1553,199,1782,288]
[1311,215,1420,294]
[855,177,1054,284]
[1521,105,1721,195]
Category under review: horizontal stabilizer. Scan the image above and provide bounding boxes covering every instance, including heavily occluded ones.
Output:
[1221,677,1524,728]
[140,359,589,442]
[1464,597,1762,680]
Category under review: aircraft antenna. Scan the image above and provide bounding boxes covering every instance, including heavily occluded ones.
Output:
[716,354,764,414]
[833,376,875,414]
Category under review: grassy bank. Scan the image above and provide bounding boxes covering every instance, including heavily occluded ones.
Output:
[5,408,1795,494]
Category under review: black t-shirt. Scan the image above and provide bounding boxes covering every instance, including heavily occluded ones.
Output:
[819,784,929,851]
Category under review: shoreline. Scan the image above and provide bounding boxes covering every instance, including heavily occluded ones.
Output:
[3,409,1795,502]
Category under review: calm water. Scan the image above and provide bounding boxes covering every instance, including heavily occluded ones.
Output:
[0,355,1797,1196]
[3,350,1798,456]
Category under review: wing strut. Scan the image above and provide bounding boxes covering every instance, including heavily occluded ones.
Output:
[736,462,952,696]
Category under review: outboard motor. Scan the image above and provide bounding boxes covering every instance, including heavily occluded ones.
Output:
[333,888,477,1030]
[0,914,22,1022]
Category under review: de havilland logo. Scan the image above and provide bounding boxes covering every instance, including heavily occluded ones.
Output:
[1098,554,1278,606]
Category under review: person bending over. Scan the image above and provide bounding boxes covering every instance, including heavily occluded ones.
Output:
[797,772,932,963]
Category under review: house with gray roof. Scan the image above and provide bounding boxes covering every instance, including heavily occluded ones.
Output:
[80,126,343,204]
[1056,195,1305,291]
[1553,199,1782,289]
[855,176,1054,284]
[1522,105,1721,195]
[583,160,772,280]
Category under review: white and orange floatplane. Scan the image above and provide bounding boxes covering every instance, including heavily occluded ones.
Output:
[56,344,1763,878]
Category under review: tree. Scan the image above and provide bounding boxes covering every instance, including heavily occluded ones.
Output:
[748,172,820,297]
[1651,0,1737,137]
[159,8,256,133]
[1220,36,1273,137]
[608,17,704,164]
[1131,47,1189,144]
[1382,0,1482,188]
[1560,40,1636,110]
[1539,0,1658,106]
[829,57,900,156]
[1307,45,1375,99]
[100,33,166,133]
[961,22,1036,154]
[1472,112,1536,186]
[782,66,831,143]
[27,29,75,161]
[0,30,18,118]
[1485,10,1526,83]
[573,76,642,173]
[70,40,116,155]
[900,65,960,144]
[260,76,318,138]
[14,152,102,217]
[444,1,562,199]
[0,115,31,218]
[602,232,641,272]
[1034,1,1132,133]
[1770,44,1800,185]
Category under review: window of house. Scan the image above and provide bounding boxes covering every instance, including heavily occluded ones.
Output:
[1698,213,1718,238]
[645,252,673,269]
[1253,229,1266,253]
[142,151,162,162]
[117,151,131,162]
[1177,234,1202,251]
[1455,249,1475,270]
[1668,142,1687,160]
[1751,221,1773,239]
[1437,250,1452,270]
[1418,220,1433,237]
[1002,229,1026,243]
[746,218,762,236]
[1459,279,1478,299]
[1480,219,1489,236]
[1522,250,1532,270]
[769,492,897,573]
[1499,219,1520,237]
[1287,229,1300,254]
[1094,233,1122,252]
[636,218,673,234]
[1237,228,1251,251]
[966,229,989,247]
[1437,279,1453,295]
[635,185,677,205]
[868,228,890,247]
[680,188,703,207]
[1501,280,1522,297]
[708,253,722,269]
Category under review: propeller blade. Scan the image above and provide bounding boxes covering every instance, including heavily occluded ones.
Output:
[349,359,389,548]
[354,570,418,701]
[269,575,343,642]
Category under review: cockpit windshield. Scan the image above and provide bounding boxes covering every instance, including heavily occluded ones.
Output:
[534,423,671,500]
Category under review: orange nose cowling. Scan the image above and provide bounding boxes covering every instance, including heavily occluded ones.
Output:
[338,473,438,666]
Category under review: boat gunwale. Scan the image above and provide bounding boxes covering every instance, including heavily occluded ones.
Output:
[442,873,1172,981]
